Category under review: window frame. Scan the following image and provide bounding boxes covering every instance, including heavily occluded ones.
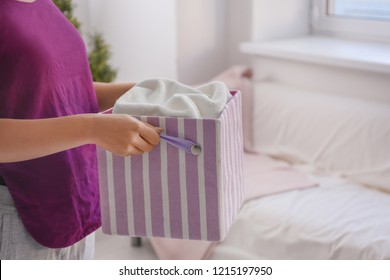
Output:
[311,0,390,43]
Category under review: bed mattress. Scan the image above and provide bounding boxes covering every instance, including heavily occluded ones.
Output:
[210,172,390,259]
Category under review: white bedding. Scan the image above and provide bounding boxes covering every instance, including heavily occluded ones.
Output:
[210,173,390,260]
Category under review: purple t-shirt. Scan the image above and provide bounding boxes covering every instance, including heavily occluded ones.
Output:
[0,0,101,248]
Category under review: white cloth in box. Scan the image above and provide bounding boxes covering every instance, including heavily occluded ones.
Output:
[113,79,231,118]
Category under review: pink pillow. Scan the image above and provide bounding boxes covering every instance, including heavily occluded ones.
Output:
[210,65,254,152]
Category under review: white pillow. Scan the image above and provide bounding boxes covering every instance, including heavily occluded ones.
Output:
[252,82,390,193]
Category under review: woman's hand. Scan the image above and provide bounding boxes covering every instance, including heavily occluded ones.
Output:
[94,82,135,112]
[0,114,161,163]
[91,114,161,156]
[92,82,163,155]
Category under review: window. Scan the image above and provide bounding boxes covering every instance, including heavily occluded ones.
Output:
[328,0,390,21]
[312,0,390,42]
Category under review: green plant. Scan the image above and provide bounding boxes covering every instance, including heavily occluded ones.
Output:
[52,0,80,30]
[88,33,117,82]
[53,0,117,82]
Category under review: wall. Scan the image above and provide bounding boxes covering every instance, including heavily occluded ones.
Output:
[75,0,178,83]
[35,1,318,84]
[176,0,228,85]
[251,0,311,41]
[72,0,259,85]
[227,0,253,66]
[251,56,390,104]
[175,0,312,84]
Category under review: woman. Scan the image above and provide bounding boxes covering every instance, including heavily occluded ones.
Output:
[0,0,161,259]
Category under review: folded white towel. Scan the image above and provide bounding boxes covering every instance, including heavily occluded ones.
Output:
[113,79,231,118]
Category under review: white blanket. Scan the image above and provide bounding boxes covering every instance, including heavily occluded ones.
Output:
[210,173,390,260]
[113,79,231,118]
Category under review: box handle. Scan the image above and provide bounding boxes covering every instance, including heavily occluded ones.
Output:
[160,134,202,155]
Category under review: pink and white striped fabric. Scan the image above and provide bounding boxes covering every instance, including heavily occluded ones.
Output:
[97,91,244,241]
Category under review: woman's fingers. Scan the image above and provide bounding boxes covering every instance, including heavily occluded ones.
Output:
[127,145,144,156]
[133,135,155,153]
[138,122,162,146]
[142,122,164,134]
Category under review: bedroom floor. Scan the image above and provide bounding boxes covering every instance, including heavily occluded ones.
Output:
[94,229,157,260]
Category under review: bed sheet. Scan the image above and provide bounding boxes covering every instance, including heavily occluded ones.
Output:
[210,173,390,259]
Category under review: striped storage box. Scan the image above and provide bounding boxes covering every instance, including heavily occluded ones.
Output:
[97,91,244,241]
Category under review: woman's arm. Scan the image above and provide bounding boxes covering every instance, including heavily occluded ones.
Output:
[0,114,160,163]
[94,82,135,112]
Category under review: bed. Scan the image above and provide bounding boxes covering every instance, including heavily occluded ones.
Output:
[210,171,390,259]
[148,71,390,260]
